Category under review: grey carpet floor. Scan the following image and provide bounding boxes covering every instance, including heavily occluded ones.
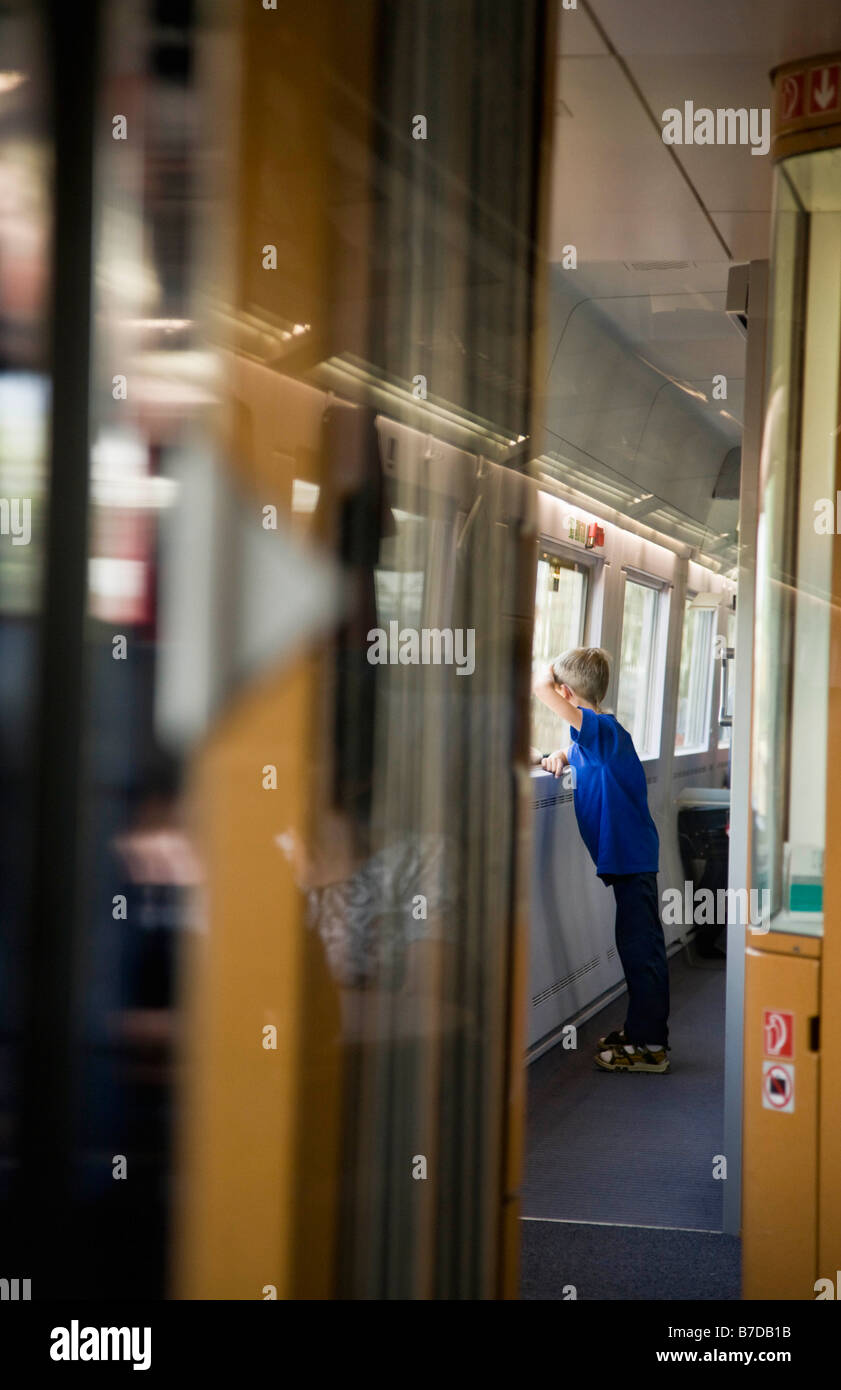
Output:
[524,948,727,1230]
[520,1220,741,1300]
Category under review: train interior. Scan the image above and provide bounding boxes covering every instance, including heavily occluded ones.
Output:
[3,0,841,1306]
[522,8,752,1291]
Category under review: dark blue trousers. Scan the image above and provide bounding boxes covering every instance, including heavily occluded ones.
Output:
[601,871,670,1047]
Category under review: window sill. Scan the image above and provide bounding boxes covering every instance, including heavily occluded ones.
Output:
[759,909,823,940]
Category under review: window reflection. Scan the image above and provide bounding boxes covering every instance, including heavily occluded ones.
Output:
[617,578,664,758]
[675,599,715,754]
[530,549,587,752]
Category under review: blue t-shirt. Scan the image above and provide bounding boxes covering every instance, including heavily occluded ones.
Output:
[567,708,659,876]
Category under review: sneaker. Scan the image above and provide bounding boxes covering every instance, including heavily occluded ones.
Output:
[594,1042,670,1074]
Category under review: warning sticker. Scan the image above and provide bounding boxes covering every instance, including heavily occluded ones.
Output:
[763,1009,794,1059]
[762,1060,795,1113]
[808,65,841,118]
[780,72,804,121]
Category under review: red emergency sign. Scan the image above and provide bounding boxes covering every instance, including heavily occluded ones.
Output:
[808,65,841,116]
[763,1009,794,1059]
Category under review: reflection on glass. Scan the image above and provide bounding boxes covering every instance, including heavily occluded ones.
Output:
[4,0,552,1300]
[718,607,736,749]
[530,550,586,752]
[675,600,715,753]
[752,146,838,928]
[753,169,804,915]
[168,0,552,1301]
[0,0,51,1262]
[617,578,661,757]
[374,508,429,630]
[70,0,205,1292]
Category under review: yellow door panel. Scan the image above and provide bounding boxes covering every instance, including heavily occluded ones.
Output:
[742,943,820,1299]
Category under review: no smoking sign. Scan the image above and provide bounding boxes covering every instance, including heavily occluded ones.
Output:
[762,1060,795,1113]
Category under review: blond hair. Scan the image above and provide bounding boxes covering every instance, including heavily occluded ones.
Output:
[552,647,610,707]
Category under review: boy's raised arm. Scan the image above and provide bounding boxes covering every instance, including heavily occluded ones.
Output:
[532,663,584,730]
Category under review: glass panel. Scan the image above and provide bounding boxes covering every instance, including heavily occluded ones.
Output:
[675,600,715,754]
[752,147,839,930]
[62,0,201,1292]
[163,0,552,1301]
[7,0,551,1301]
[0,0,51,1233]
[616,578,662,758]
[530,550,587,753]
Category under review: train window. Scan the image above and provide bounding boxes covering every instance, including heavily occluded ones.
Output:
[616,575,666,758]
[675,598,716,754]
[531,547,587,754]
[718,608,737,749]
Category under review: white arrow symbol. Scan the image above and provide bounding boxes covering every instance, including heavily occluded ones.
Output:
[814,68,836,110]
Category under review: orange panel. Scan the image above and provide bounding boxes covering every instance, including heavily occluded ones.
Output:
[744,929,820,960]
[172,0,373,1301]
[742,943,820,1299]
[174,661,343,1299]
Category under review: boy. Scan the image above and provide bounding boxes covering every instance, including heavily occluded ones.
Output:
[531,647,670,1074]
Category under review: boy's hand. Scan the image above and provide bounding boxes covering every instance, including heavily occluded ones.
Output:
[541,749,568,777]
[529,746,545,765]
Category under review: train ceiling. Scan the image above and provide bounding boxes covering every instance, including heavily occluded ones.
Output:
[543,0,841,566]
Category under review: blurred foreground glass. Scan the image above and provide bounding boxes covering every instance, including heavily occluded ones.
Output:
[0,0,51,1245]
[167,0,554,1300]
[4,0,554,1300]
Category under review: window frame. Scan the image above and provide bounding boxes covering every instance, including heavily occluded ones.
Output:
[717,606,737,750]
[530,536,596,759]
[616,566,670,762]
[674,593,718,757]
[532,535,597,651]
